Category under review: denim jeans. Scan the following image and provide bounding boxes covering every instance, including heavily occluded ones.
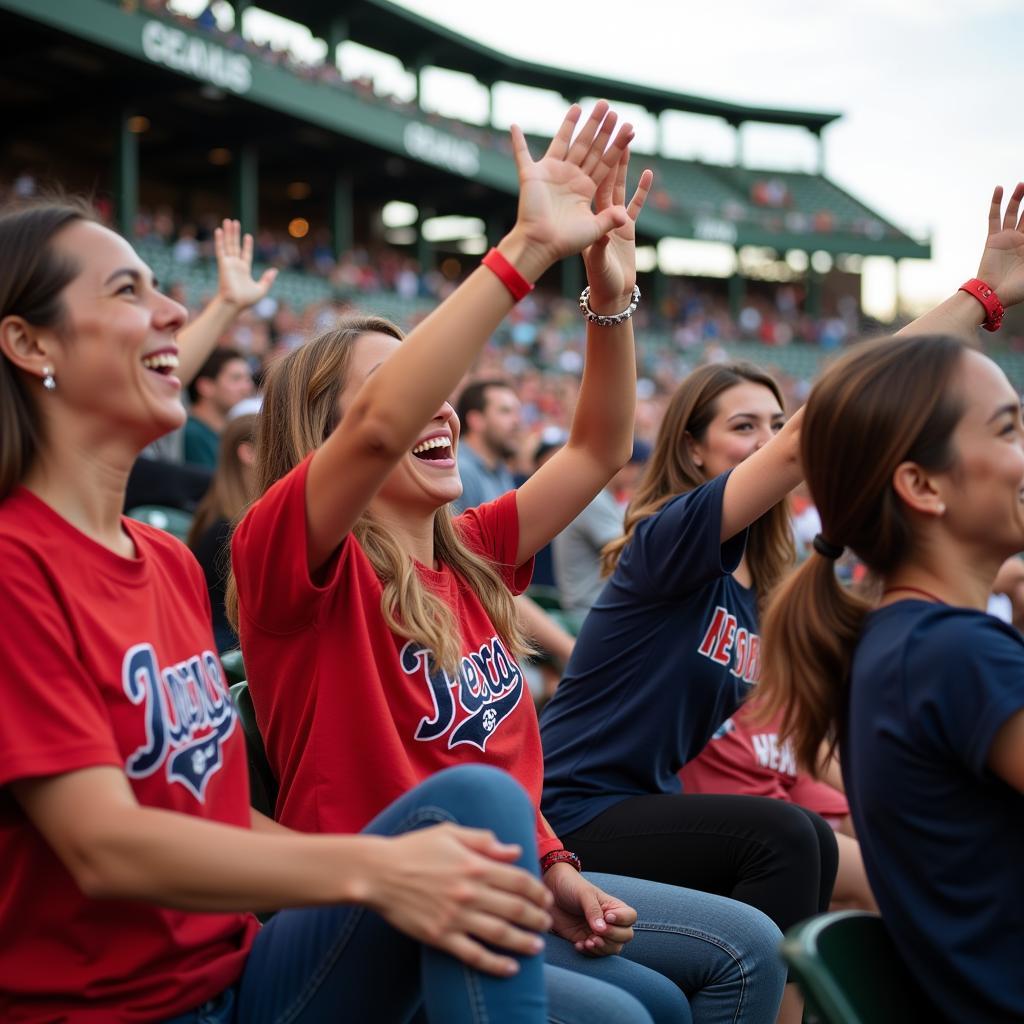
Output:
[165,766,784,1024]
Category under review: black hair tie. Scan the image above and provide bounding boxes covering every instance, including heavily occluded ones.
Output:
[812,534,844,560]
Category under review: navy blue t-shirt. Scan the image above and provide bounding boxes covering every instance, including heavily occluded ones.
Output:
[845,601,1024,1023]
[541,472,757,835]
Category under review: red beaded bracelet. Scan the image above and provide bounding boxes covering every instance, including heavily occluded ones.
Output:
[482,247,534,302]
[540,849,582,874]
[958,277,1004,333]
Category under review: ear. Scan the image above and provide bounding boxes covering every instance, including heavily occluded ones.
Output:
[683,430,704,469]
[194,376,217,401]
[892,461,947,518]
[0,315,54,381]
[236,440,256,468]
[464,408,484,436]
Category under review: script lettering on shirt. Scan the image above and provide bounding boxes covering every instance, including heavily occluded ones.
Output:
[122,643,236,801]
[403,637,524,751]
[697,605,761,683]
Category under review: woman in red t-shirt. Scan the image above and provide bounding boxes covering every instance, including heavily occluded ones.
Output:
[231,104,787,1024]
[0,202,556,1023]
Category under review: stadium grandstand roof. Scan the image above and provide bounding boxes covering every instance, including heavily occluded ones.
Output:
[255,0,843,132]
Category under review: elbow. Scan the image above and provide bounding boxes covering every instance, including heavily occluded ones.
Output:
[63,832,137,901]
[347,394,417,462]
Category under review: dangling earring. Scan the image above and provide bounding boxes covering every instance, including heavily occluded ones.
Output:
[42,366,56,391]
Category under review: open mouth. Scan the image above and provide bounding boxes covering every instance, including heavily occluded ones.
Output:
[141,352,180,377]
[411,436,454,463]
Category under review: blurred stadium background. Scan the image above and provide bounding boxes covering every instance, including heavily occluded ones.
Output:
[3,0,1022,425]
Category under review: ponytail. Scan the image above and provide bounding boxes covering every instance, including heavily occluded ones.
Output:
[759,552,870,770]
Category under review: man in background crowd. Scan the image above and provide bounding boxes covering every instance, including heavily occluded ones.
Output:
[453,378,521,512]
[184,347,254,468]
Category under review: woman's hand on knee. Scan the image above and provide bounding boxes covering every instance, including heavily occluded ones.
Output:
[544,863,637,957]
[364,824,553,976]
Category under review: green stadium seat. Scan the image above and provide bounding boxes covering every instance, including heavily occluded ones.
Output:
[219,648,246,686]
[779,911,928,1024]
[229,681,278,819]
[126,505,193,543]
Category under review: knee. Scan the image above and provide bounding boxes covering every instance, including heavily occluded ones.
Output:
[414,765,534,835]
[755,801,827,869]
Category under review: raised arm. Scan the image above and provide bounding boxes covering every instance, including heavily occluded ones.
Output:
[305,103,632,571]
[175,219,278,385]
[515,147,653,564]
[719,182,1024,544]
[899,182,1024,341]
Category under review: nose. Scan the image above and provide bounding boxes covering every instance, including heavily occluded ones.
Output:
[753,425,774,451]
[434,400,455,422]
[153,292,188,335]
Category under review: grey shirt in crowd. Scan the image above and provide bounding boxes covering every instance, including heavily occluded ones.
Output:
[552,488,624,617]
[454,443,516,513]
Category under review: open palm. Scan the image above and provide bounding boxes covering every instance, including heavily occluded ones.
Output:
[215,218,278,310]
[977,183,1024,307]
[511,102,632,266]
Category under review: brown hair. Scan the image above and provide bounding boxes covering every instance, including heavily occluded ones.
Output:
[186,413,257,549]
[226,317,531,673]
[758,334,967,770]
[0,199,94,500]
[601,362,795,602]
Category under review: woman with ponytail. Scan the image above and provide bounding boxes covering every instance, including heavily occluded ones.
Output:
[759,183,1024,1023]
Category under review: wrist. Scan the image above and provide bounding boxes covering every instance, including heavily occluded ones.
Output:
[497,227,555,284]
[585,289,636,316]
[333,835,390,906]
[213,292,244,316]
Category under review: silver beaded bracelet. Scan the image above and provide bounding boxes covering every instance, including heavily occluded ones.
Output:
[578,285,641,326]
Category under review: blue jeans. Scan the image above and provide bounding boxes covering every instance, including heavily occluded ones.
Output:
[165,766,783,1023]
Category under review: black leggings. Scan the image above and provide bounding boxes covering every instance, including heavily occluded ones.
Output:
[565,793,839,934]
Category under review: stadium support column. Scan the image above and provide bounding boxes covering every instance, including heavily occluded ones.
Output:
[728,249,745,321]
[330,172,353,260]
[416,207,434,276]
[233,145,258,237]
[806,266,823,317]
[114,110,138,239]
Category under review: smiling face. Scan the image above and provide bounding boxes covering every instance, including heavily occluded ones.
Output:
[688,381,786,479]
[40,220,188,446]
[336,331,463,513]
[930,349,1024,559]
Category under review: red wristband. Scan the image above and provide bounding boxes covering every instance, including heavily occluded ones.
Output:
[540,849,582,874]
[958,278,1004,333]
[482,247,534,302]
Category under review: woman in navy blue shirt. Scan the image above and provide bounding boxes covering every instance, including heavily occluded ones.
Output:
[758,183,1024,1023]
[540,360,826,1024]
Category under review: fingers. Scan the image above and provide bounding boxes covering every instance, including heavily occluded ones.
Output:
[990,186,1004,236]
[1004,181,1024,232]
[544,104,582,161]
[590,122,634,191]
[566,100,610,166]
[462,909,547,958]
[470,886,553,935]
[258,268,278,295]
[217,218,243,259]
[213,225,225,261]
[510,124,533,175]
[611,147,630,209]
[580,110,619,178]
[627,169,655,222]
[592,206,629,237]
[444,933,522,977]
[242,231,254,266]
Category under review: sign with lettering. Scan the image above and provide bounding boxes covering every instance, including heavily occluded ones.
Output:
[403,122,480,177]
[141,20,252,95]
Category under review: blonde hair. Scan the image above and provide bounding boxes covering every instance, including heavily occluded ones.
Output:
[602,362,795,603]
[226,317,531,674]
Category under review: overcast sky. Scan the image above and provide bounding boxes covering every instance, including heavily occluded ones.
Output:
[177,0,1024,315]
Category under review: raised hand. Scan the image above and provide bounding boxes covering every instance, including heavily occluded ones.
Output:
[508,102,633,272]
[366,824,553,977]
[214,218,277,310]
[977,183,1024,307]
[544,863,636,957]
[582,147,654,313]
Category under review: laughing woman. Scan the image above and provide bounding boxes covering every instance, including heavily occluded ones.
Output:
[0,200,558,1024]
[231,104,787,1024]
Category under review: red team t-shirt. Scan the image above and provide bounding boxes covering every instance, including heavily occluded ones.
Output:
[233,455,562,857]
[680,701,849,820]
[0,488,258,1023]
